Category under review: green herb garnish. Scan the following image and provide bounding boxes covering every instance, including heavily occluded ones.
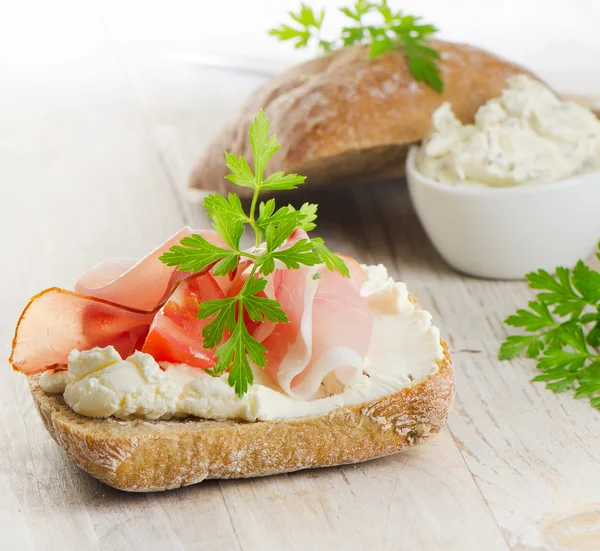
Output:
[160,110,349,397]
[269,1,443,92]
[499,245,600,410]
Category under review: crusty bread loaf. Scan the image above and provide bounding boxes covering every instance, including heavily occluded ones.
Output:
[29,341,454,492]
[190,40,532,196]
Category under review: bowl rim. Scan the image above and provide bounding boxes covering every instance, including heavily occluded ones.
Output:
[406,147,600,197]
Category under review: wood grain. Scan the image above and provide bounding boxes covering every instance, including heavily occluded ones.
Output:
[3,24,600,551]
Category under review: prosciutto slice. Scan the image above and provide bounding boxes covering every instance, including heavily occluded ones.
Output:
[74,227,226,310]
[258,233,373,400]
[10,288,154,374]
[11,229,226,374]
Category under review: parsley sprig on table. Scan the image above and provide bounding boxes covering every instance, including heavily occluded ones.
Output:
[159,110,349,397]
[499,246,600,410]
[269,1,442,92]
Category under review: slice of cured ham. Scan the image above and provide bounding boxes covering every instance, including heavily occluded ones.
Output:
[11,229,227,374]
[294,260,372,397]
[74,228,226,310]
[10,288,154,374]
[260,266,317,395]
[258,233,373,400]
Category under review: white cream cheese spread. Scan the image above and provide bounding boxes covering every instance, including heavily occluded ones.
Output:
[39,264,444,421]
[416,74,600,187]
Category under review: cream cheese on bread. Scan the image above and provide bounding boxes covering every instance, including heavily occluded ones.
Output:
[40,264,444,421]
[417,74,600,187]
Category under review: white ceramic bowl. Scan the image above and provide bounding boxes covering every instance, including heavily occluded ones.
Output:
[406,147,600,279]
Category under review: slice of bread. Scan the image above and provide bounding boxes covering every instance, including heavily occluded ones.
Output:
[28,341,454,492]
[190,40,532,195]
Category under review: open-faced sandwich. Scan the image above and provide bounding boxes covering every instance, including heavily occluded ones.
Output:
[10,112,454,492]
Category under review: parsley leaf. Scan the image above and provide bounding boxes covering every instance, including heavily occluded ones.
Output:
[500,248,600,411]
[158,234,240,276]
[201,274,287,397]
[404,39,443,93]
[204,193,247,224]
[296,203,318,231]
[269,25,310,49]
[261,171,306,191]
[224,152,255,189]
[499,335,545,360]
[527,267,587,318]
[270,0,443,92]
[243,295,288,323]
[160,110,354,397]
[256,202,318,236]
[204,193,246,250]
[369,33,396,58]
[211,320,265,397]
[249,111,280,183]
[198,296,237,349]
[341,26,365,46]
[312,237,350,277]
[272,239,322,272]
[238,277,289,324]
[269,3,326,49]
[339,0,370,21]
[265,216,300,251]
[290,3,325,30]
[504,301,556,332]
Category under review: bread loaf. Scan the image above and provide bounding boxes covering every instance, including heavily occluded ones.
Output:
[190,40,532,195]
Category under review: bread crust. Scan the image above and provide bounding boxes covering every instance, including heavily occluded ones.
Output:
[190,41,532,195]
[28,341,454,492]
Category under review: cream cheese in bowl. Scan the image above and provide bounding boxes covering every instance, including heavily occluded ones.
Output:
[417,75,600,188]
[407,75,600,279]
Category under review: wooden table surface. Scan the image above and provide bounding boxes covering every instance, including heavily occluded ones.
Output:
[2,46,600,551]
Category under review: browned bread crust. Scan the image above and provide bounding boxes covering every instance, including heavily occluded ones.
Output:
[28,341,454,492]
[190,40,532,195]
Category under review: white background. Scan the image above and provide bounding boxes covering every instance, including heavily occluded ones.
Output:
[1,0,600,94]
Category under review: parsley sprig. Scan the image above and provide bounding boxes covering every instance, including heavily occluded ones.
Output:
[159,110,349,397]
[499,246,600,410]
[269,1,442,92]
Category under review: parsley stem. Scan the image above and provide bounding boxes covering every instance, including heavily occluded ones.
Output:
[237,293,245,330]
[235,263,260,322]
[246,263,259,280]
[249,186,262,249]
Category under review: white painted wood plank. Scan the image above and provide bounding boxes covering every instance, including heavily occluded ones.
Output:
[219,429,508,551]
